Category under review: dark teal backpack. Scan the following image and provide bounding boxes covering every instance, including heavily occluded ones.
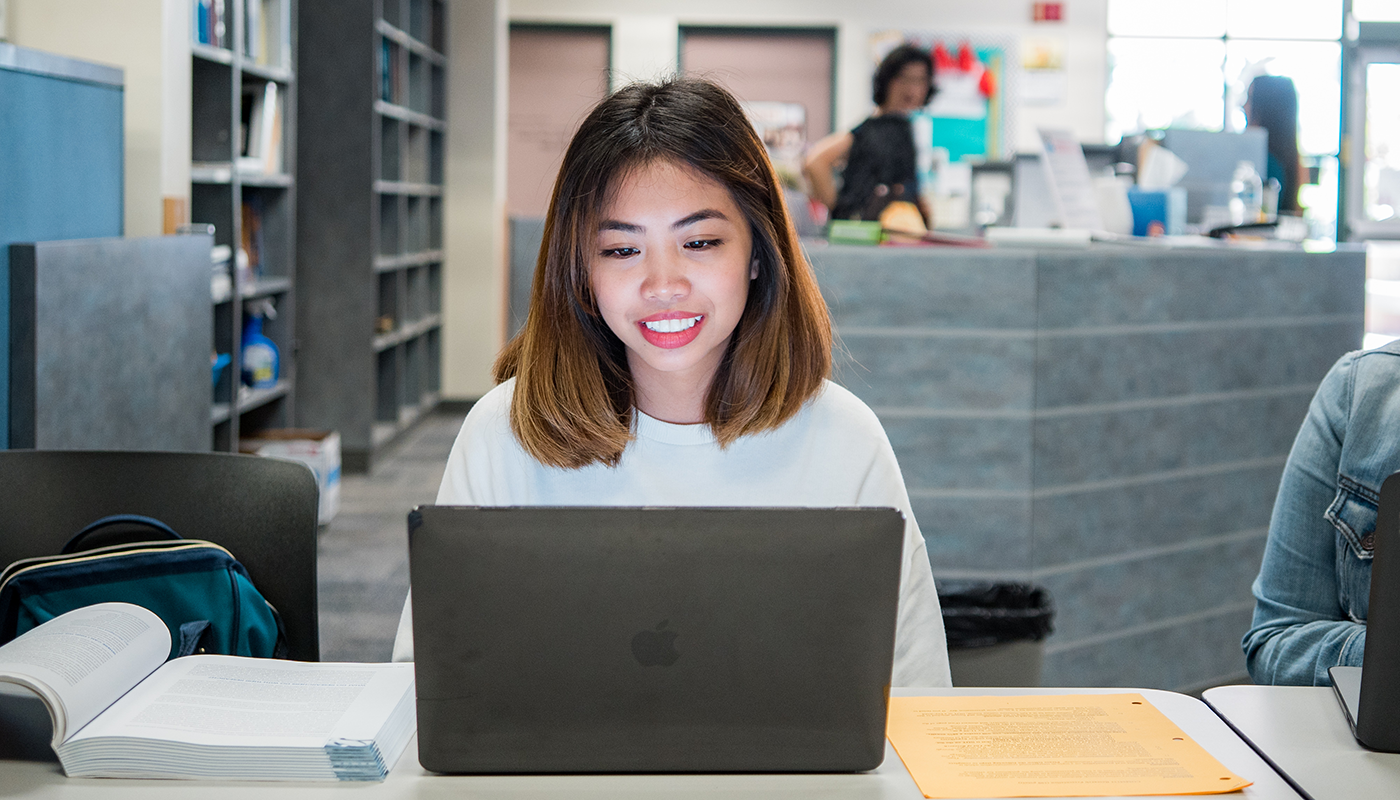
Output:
[0,515,286,660]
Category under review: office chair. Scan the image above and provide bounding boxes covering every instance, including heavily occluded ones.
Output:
[0,450,320,661]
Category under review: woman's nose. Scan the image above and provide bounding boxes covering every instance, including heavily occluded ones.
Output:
[641,254,690,301]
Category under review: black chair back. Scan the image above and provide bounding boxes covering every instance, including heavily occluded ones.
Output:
[0,450,319,661]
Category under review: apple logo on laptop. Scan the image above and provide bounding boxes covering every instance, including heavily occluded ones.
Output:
[631,620,680,666]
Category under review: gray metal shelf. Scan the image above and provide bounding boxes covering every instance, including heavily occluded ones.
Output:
[237,379,292,415]
[298,0,446,472]
[372,313,442,353]
[192,43,234,65]
[194,0,298,451]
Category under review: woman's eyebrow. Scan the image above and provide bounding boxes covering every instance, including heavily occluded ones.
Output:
[597,209,729,234]
[672,209,728,229]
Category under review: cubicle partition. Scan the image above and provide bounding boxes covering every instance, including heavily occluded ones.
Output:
[0,44,125,449]
[8,236,213,452]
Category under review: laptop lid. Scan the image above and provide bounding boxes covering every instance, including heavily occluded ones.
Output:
[407,505,904,774]
[1329,469,1400,752]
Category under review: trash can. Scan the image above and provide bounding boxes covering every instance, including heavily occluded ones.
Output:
[938,582,1055,687]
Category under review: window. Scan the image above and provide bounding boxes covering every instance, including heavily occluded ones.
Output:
[1106,0,1343,237]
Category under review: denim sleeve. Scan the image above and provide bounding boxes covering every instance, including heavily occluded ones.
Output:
[1242,353,1368,686]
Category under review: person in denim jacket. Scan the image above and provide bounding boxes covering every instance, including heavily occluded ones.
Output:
[1243,342,1400,685]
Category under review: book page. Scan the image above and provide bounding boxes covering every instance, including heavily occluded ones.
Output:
[68,655,414,748]
[887,693,1252,798]
[0,603,170,747]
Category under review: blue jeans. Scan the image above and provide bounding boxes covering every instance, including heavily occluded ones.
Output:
[1242,345,1400,685]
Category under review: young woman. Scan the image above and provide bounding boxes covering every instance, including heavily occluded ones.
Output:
[1243,342,1400,685]
[393,77,951,688]
[1244,75,1304,216]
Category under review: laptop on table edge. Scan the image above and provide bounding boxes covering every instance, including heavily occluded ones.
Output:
[407,505,906,774]
[1329,470,1400,753]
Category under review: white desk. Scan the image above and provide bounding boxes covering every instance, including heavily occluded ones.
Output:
[1204,685,1400,800]
[0,688,1299,799]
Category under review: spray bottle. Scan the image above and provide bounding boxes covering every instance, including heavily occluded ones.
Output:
[241,298,280,390]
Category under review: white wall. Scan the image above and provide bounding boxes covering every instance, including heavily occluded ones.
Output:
[7,0,191,238]
[510,0,1109,152]
[443,0,509,399]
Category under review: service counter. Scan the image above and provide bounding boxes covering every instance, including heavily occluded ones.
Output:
[507,220,1366,690]
[810,240,1364,690]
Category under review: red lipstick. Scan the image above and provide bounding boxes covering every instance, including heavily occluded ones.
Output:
[637,313,704,349]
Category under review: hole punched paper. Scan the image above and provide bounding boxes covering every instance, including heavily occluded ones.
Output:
[886,694,1251,798]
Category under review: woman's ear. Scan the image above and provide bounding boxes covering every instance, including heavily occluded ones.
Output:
[750,258,759,280]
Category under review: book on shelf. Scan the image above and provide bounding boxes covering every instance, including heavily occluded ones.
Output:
[241,193,266,276]
[194,0,228,49]
[380,38,392,102]
[244,0,291,68]
[238,81,282,174]
[244,0,260,60]
[380,38,403,104]
[378,37,407,107]
[263,86,284,173]
[0,603,416,781]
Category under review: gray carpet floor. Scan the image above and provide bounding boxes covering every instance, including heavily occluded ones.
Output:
[316,410,466,662]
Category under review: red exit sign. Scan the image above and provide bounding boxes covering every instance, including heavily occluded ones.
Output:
[1034,1,1064,21]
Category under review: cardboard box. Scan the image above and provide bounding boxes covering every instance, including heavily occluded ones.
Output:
[240,429,341,524]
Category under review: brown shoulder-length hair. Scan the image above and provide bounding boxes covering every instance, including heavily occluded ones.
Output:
[494,77,833,469]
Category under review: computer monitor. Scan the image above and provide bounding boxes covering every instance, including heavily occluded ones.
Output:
[1156,128,1267,226]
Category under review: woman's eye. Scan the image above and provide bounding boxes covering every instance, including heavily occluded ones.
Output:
[684,238,721,250]
[600,246,639,258]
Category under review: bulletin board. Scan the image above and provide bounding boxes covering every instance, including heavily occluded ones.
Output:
[870,29,1019,163]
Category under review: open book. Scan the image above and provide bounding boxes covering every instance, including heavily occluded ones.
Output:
[0,602,414,781]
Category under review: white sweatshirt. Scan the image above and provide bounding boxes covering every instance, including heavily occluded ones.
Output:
[392,378,951,687]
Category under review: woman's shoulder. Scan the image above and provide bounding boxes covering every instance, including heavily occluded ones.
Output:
[1315,344,1400,484]
[1326,342,1400,410]
[1348,340,1400,377]
[454,379,518,448]
[462,378,514,421]
[801,381,888,440]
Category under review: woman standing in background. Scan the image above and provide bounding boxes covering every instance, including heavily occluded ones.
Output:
[1245,75,1304,216]
[803,44,936,224]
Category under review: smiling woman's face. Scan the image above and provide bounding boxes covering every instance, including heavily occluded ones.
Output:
[589,159,756,422]
[884,61,931,114]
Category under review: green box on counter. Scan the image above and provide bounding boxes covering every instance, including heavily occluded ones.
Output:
[827,220,883,246]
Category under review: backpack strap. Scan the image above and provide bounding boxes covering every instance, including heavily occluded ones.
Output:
[63,514,183,554]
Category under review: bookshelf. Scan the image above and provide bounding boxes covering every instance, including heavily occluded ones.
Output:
[297,0,445,472]
[190,0,298,451]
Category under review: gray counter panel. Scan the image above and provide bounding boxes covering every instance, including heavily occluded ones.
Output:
[810,242,1365,691]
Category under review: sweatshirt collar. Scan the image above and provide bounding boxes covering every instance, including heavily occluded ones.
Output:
[634,409,716,446]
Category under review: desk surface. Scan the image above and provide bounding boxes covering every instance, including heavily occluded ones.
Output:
[1,688,1299,800]
[1204,685,1400,800]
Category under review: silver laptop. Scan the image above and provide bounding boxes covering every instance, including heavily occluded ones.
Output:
[1329,470,1400,753]
[407,505,904,774]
